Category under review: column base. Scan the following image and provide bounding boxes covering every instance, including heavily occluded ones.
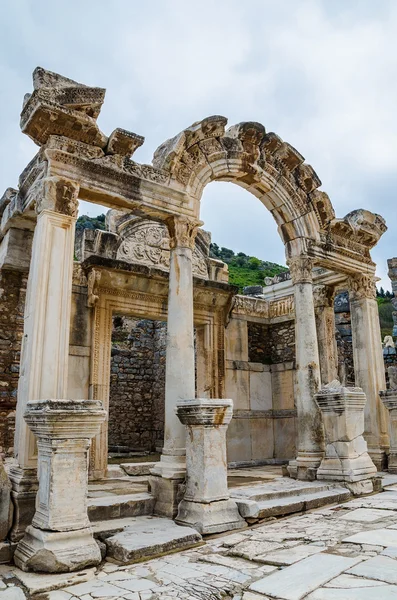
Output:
[388,452,397,473]
[148,474,185,519]
[9,467,38,542]
[368,447,387,471]
[317,454,377,483]
[175,498,245,535]
[288,452,324,481]
[14,525,101,573]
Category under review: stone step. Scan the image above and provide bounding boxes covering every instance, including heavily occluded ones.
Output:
[120,462,157,476]
[88,492,155,522]
[233,487,351,521]
[230,481,336,502]
[97,515,203,564]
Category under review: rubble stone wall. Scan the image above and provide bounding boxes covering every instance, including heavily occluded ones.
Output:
[108,317,166,452]
[0,270,27,456]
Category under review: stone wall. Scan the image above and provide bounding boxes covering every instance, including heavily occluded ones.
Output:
[108,317,166,452]
[0,270,27,456]
[334,291,355,385]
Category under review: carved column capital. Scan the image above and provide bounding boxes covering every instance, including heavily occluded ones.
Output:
[35,177,80,218]
[287,256,314,285]
[348,273,376,302]
[313,284,336,309]
[166,215,203,250]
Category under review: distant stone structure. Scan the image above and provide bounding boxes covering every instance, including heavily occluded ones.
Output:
[0,67,389,571]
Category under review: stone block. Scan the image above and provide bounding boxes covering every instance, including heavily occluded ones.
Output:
[251,418,274,460]
[271,368,294,410]
[225,368,250,410]
[227,418,252,463]
[104,517,202,564]
[274,417,296,460]
[14,526,101,573]
[0,458,13,541]
[120,462,157,476]
[249,370,272,410]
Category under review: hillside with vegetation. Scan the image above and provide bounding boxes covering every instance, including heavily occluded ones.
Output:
[377,288,394,338]
[209,243,287,291]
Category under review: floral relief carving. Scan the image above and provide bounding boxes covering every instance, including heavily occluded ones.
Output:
[35,176,79,218]
[348,274,376,301]
[287,256,314,285]
[116,219,208,278]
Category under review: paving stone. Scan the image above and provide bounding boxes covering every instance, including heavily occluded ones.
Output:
[105,517,202,563]
[0,588,26,600]
[347,555,397,584]
[257,543,323,566]
[343,528,397,547]
[338,508,396,522]
[228,540,282,560]
[46,592,73,600]
[198,553,277,574]
[10,566,96,595]
[307,585,397,599]
[112,577,158,592]
[382,547,397,558]
[249,553,361,600]
[324,574,388,588]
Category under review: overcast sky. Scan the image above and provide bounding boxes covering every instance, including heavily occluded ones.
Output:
[1,0,396,288]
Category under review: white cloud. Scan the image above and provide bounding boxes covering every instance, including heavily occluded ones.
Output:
[0,0,395,289]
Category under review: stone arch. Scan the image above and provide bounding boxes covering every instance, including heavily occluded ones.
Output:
[153,116,335,257]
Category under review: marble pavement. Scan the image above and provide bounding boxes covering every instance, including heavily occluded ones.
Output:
[3,475,397,598]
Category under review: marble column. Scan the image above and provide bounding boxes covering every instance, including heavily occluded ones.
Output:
[10,177,79,540]
[349,274,389,470]
[175,398,245,534]
[314,285,338,385]
[14,399,106,573]
[150,216,201,518]
[287,256,324,480]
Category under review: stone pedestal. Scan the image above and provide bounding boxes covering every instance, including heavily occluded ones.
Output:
[175,398,245,534]
[287,257,324,480]
[380,389,397,473]
[14,398,106,573]
[315,381,377,494]
[349,274,389,469]
[150,217,201,517]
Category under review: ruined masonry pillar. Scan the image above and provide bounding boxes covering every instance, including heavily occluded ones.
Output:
[150,216,201,517]
[314,285,338,385]
[14,399,106,573]
[10,177,79,541]
[287,256,325,480]
[349,274,389,470]
[175,398,245,534]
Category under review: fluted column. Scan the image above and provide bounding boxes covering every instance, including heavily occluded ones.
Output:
[349,273,389,469]
[150,216,201,517]
[313,285,338,385]
[10,177,79,540]
[288,256,324,480]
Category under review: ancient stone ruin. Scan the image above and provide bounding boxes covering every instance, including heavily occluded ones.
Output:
[0,67,390,574]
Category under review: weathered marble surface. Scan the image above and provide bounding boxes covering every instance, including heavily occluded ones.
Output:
[3,475,397,599]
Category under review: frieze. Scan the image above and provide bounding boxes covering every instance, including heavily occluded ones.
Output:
[269,296,294,318]
[232,296,269,318]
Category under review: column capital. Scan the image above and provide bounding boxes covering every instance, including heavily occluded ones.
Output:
[348,273,376,301]
[34,177,80,218]
[313,284,336,309]
[165,215,203,250]
[287,255,314,284]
